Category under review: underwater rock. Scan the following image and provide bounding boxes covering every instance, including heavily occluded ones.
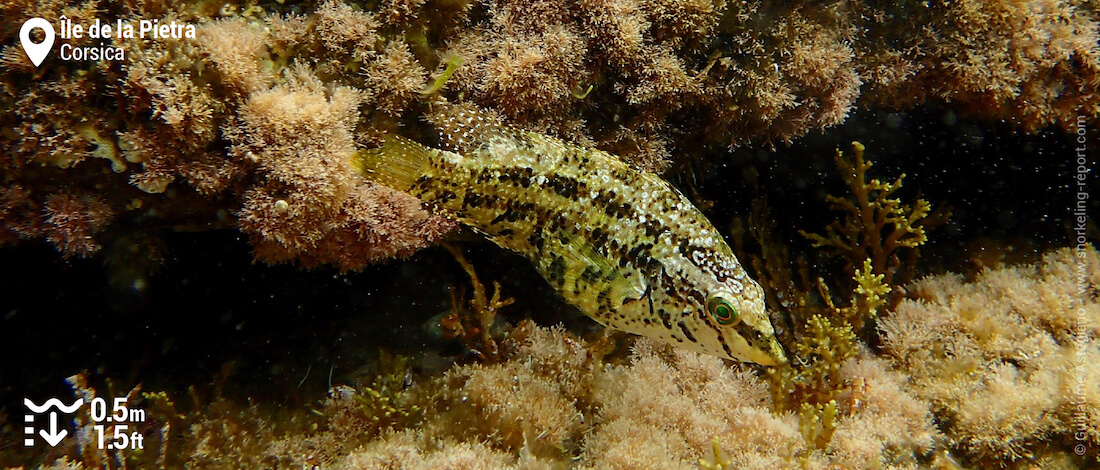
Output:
[3,0,1095,269]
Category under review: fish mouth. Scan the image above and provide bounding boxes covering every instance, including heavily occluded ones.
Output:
[769,339,789,365]
[745,338,787,366]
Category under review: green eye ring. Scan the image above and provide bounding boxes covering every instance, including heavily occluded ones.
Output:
[707,296,739,325]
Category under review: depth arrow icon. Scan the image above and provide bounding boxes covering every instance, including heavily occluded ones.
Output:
[39,412,67,446]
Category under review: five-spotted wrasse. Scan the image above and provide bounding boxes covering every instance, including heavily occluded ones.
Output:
[351,107,787,366]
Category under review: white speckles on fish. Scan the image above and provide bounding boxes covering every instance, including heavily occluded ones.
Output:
[351,107,787,365]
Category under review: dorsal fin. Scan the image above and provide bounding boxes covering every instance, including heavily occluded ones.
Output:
[426,104,522,155]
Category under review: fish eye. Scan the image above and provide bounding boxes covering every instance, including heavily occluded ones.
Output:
[706,295,738,325]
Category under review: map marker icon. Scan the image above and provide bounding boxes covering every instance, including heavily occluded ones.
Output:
[20,18,54,67]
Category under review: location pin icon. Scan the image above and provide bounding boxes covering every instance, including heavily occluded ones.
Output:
[20,18,55,67]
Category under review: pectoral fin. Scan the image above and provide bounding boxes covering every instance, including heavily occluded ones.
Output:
[537,230,646,315]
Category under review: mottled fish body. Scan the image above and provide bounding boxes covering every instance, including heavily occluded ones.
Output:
[352,108,786,365]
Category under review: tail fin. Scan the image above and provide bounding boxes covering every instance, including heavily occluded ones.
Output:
[351,135,432,191]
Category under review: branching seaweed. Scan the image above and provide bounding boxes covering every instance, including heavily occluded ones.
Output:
[745,143,944,454]
[769,314,857,414]
[323,350,423,442]
[697,438,734,470]
[816,258,891,332]
[441,242,515,362]
[420,53,462,96]
[799,400,839,451]
[799,141,948,303]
